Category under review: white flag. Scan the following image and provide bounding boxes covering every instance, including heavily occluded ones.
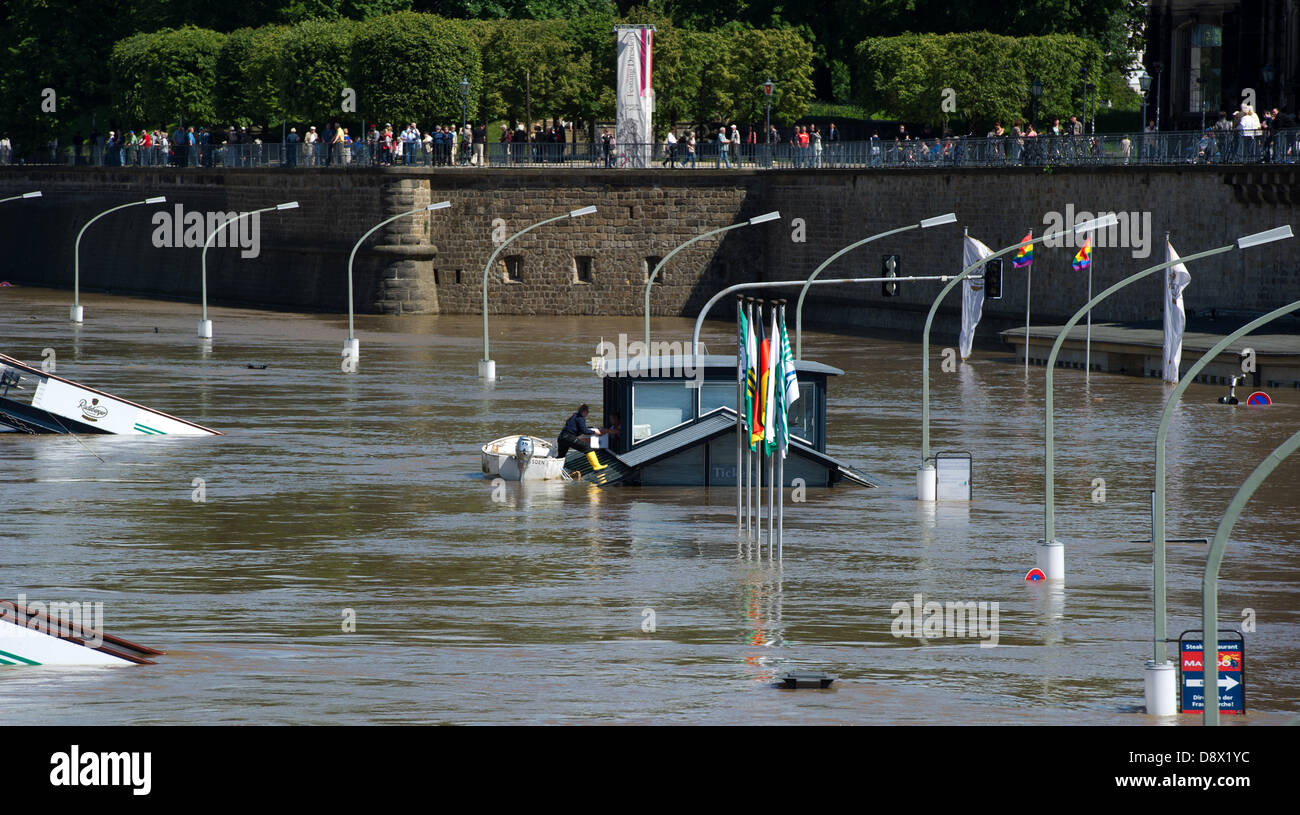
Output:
[959,235,993,360]
[1162,241,1191,383]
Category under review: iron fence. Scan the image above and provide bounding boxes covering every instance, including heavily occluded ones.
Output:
[6,129,1300,170]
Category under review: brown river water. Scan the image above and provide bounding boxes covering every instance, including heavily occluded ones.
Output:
[1,286,1296,724]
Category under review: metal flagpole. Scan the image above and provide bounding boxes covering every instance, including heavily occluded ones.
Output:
[736,295,744,537]
[768,449,775,561]
[766,300,776,561]
[777,302,788,561]
[1085,252,1093,385]
[1024,257,1033,376]
[747,298,756,548]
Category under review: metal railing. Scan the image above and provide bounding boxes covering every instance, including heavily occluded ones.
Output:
[8,129,1300,170]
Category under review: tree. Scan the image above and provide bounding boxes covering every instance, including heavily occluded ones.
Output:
[277,19,357,124]
[110,27,226,127]
[216,27,292,127]
[350,12,482,125]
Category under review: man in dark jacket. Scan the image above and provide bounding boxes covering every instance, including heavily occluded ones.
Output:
[557,404,606,470]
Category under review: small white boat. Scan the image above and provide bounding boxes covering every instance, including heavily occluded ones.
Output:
[481,434,555,476]
[0,599,163,666]
[499,454,570,481]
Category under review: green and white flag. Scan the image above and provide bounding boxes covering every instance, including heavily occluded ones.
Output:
[776,306,800,458]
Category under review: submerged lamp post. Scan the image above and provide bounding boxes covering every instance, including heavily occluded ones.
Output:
[0,190,41,205]
[644,211,781,347]
[1143,227,1294,714]
[199,201,298,339]
[1039,225,1291,584]
[918,214,1118,500]
[345,201,451,367]
[762,78,775,167]
[795,212,957,359]
[1202,427,1300,725]
[72,195,166,323]
[481,205,596,380]
[460,77,470,132]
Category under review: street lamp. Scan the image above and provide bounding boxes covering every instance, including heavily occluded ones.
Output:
[460,76,470,133]
[1039,225,1292,582]
[481,206,596,380]
[1145,229,1295,714]
[1197,76,1208,131]
[0,191,41,205]
[72,196,166,323]
[1202,427,1300,726]
[795,213,957,359]
[199,201,298,339]
[918,214,1118,500]
[344,201,451,368]
[644,211,781,346]
[1030,78,1043,127]
[1138,70,1151,133]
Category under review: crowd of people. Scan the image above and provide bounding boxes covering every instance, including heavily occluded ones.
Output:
[6,106,1298,169]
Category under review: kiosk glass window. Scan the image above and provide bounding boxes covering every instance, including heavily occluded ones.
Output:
[699,382,736,416]
[631,382,693,443]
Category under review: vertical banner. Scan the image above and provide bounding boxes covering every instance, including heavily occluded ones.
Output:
[615,25,655,168]
[959,235,993,360]
[1162,240,1191,383]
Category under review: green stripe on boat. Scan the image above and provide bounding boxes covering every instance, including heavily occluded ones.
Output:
[134,423,165,435]
[0,649,41,666]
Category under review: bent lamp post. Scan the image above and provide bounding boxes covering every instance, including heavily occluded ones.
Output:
[199,201,299,339]
[345,201,451,368]
[1040,226,1291,585]
[73,196,166,323]
[692,273,965,359]
[1144,230,1294,713]
[794,212,957,359]
[481,206,596,380]
[919,214,1119,500]
[1202,427,1300,725]
[644,211,780,347]
[0,191,41,205]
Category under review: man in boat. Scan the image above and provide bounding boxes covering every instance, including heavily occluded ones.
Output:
[557,404,606,471]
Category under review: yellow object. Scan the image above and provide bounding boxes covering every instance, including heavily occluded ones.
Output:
[586,451,607,471]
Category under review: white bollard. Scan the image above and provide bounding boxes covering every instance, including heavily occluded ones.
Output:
[478,358,496,381]
[197,319,213,339]
[916,464,936,501]
[1037,539,1065,581]
[1144,660,1177,715]
[70,305,83,323]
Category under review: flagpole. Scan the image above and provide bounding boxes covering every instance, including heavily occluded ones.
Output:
[766,301,778,562]
[777,302,788,561]
[751,299,761,555]
[1086,261,1093,386]
[736,294,744,538]
[1024,257,1033,376]
[747,298,757,549]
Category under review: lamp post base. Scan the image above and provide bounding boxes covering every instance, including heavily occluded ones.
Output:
[1036,539,1065,581]
[1144,660,1177,715]
[70,305,83,323]
[916,464,936,501]
[197,319,213,339]
[343,338,359,371]
[478,359,496,381]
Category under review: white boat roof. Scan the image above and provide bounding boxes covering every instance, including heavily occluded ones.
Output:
[597,355,843,377]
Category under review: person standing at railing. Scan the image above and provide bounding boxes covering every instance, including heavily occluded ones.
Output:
[285,127,298,167]
[662,129,677,168]
[601,128,614,168]
[0,133,10,165]
[685,131,697,168]
[473,123,485,166]
[716,126,732,168]
[826,122,839,167]
[462,123,473,166]
[1239,104,1262,162]
[810,124,823,167]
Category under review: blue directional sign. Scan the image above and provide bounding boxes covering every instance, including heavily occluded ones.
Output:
[1179,632,1245,714]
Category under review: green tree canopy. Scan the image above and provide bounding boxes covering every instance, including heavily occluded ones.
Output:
[350,12,482,125]
[109,26,226,128]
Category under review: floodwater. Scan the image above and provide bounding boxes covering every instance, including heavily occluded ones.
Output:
[1,286,1296,725]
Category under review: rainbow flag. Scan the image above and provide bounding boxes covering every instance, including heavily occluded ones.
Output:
[1072,237,1092,272]
[1013,232,1034,268]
